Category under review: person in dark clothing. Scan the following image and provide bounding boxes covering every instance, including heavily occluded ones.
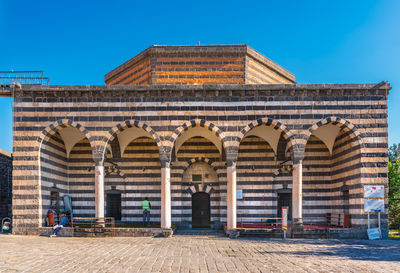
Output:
[142,197,151,226]
[50,213,69,237]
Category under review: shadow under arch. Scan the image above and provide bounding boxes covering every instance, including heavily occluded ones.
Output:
[237,117,295,161]
[101,119,163,163]
[37,119,94,153]
[304,116,364,150]
[168,119,227,162]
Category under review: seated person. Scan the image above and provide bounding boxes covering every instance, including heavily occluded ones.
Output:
[51,213,69,237]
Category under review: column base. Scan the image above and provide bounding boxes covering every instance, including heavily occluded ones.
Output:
[95,218,105,228]
[226,229,240,239]
[291,218,304,238]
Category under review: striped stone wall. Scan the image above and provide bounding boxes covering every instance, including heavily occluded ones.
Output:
[68,138,95,218]
[11,84,389,234]
[104,45,295,85]
[106,57,151,86]
[39,133,68,224]
[245,55,293,84]
[0,149,12,219]
[237,136,276,220]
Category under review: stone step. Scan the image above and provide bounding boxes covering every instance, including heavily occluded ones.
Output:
[237,229,284,238]
[292,229,329,239]
[174,229,222,236]
[73,226,114,237]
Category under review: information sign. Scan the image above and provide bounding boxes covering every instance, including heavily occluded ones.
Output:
[364,199,384,212]
[367,228,380,240]
[282,207,288,231]
[364,185,384,198]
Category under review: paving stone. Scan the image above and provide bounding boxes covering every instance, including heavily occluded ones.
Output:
[0,235,399,272]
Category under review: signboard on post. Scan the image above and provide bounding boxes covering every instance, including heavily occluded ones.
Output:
[364,199,384,212]
[282,207,288,239]
[367,228,380,240]
[364,185,384,198]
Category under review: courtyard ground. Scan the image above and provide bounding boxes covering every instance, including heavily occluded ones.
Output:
[0,234,399,273]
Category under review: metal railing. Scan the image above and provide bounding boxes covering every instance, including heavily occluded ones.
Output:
[239,217,283,230]
[0,71,49,85]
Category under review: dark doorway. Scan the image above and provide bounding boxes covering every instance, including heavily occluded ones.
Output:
[106,193,121,221]
[277,193,292,220]
[192,192,210,228]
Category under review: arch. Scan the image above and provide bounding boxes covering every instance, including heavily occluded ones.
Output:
[102,120,163,162]
[169,119,226,159]
[305,116,363,150]
[37,119,94,154]
[37,119,94,227]
[181,157,219,174]
[238,117,295,154]
[303,116,364,226]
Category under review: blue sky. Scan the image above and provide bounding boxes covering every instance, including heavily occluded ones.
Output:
[0,0,399,153]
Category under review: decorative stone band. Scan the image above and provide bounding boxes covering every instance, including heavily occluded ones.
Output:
[186,184,214,195]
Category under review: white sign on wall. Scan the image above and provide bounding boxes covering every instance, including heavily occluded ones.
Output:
[364,185,385,198]
[236,189,243,199]
[364,199,385,212]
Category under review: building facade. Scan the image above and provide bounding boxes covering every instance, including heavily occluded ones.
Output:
[0,149,12,220]
[6,45,390,236]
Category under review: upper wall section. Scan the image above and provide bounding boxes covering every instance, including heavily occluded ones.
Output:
[104,45,295,85]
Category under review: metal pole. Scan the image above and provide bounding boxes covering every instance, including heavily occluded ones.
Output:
[367,212,370,229]
[378,212,381,239]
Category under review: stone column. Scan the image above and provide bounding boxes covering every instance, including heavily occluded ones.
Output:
[292,160,303,227]
[227,164,237,230]
[161,166,171,228]
[95,165,105,220]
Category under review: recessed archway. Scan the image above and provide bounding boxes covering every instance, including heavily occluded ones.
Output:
[37,120,93,226]
[102,121,162,224]
[303,118,363,227]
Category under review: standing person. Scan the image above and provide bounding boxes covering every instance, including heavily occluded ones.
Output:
[142,197,151,226]
[50,213,69,237]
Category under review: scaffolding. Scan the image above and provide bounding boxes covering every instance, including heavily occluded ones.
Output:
[0,71,49,85]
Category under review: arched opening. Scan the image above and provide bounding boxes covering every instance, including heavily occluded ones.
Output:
[237,134,288,220]
[237,121,293,223]
[105,135,161,225]
[303,121,362,227]
[192,192,211,228]
[39,124,93,226]
[100,121,162,226]
[171,135,223,228]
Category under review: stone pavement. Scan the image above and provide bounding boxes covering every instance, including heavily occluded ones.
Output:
[0,234,399,273]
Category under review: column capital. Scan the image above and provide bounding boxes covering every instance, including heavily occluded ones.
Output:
[94,159,104,167]
[290,146,305,164]
[159,149,171,168]
[225,146,238,167]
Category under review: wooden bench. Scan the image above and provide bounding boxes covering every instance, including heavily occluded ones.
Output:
[235,217,284,238]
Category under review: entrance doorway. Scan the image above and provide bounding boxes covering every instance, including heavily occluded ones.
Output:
[192,192,210,228]
[106,193,121,221]
[277,192,292,220]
